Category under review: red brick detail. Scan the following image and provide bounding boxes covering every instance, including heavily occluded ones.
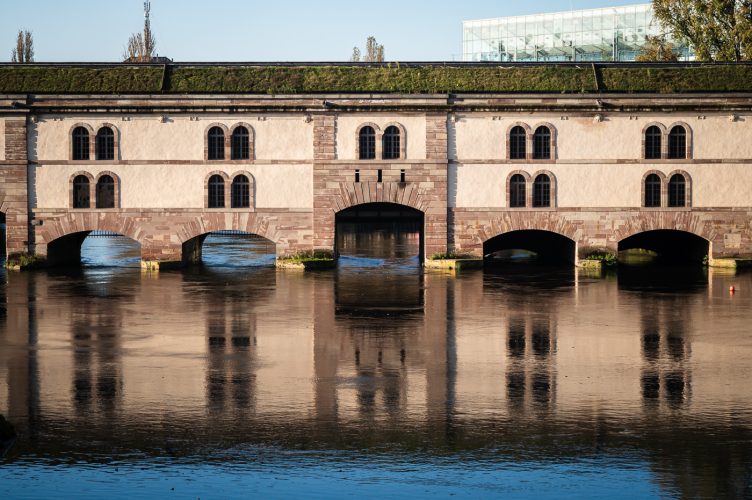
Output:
[426,114,447,160]
[314,114,337,160]
[2,120,29,255]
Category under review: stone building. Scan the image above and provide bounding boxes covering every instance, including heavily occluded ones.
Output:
[1,62,752,267]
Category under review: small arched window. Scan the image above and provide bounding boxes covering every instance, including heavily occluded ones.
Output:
[509,126,526,160]
[668,174,686,207]
[644,173,662,207]
[208,127,225,161]
[95,175,115,209]
[533,126,551,160]
[96,127,115,161]
[231,126,250,160]
[668,126,687,159]
[231,175,250,208]
[509,174,526,208]
[359,126,376,160]
[533,174,551,207]
[645,126,662,160]
[72,127,90,161]
[73,175,90,209]
[383,126,401,160]
[208,175,225,208]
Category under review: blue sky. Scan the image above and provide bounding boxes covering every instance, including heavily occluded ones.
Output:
[1,0,641,62]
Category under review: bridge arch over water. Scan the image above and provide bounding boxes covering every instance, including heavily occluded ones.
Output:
[618,230,709,264]
[483,230,576,265]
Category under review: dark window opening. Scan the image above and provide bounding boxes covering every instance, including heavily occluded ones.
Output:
[509,174,526,208]
[231,126,250,160]
[231,175,250,208]
[359,126,376,160]
[383,125,401,160]
[668,126,687,159]
[533,126,551,160]
[73,175,90,209]
[72,127,90,161]
[355,170,360,183]
[668,174,686,207]
[645,126,662,160]
[644,173,662,207]
[208,127,225,160]
[208,175,225,208]
[377,169,383,183]
[400,169,406,183]
[533,174,551,207]
[510,126,526,160]
[95,127,115,161]
[95,175,115,208]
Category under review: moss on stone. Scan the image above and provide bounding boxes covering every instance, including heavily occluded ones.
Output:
[0,66,163,94]
[598,65,752,93]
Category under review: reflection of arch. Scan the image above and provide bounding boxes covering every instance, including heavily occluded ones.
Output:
[618,229,708,263]
[483,229,576,264]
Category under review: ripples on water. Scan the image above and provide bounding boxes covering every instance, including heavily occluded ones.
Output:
[0,227,751,498]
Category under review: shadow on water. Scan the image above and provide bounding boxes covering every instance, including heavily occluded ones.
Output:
[617,263,708,293]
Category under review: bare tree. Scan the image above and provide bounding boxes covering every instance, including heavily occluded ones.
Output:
[123,1,157,62]
[11,30,34,63]
[350,36,385,62]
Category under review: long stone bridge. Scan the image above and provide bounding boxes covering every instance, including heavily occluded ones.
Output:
[1,62,752,267]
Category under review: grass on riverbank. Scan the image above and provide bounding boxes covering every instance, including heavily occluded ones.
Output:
[5,252,46,270]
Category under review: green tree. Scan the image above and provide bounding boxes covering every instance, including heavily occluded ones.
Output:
[653,0,752,61]
[636,35,679,61]
[10,30,34,63]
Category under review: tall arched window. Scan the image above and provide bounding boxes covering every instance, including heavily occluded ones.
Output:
[359,126,376,160]
[533,174,551,207]
[509,174,526,208]
[645,126,662,160]
[208,175,225,208]
[96,127,115,160]
[383,126,401,160]
[95,175,115,208]
[668,174,686,207]
[73,175,90,209]
[644,173,662,207]
[231,175,250,208]
[668,126,687,159]
[533,126,551,160]
[509,126,526,160]
[72,127,90,161]
[231,126,250,160]
[208,127,225,160]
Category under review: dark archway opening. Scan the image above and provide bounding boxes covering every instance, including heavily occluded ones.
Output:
[0,212,6,263]
[182,231,276,269]
[335,203,424,265]
[47,231,141,268]
[618,230,708,265]
[484,230,576,266]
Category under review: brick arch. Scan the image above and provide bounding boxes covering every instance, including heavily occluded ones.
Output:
[176,213,281,247]
[506,169,532,208]
[331,181,427,214]
[506,122,532,160]
[477,212,580,244]
[667,121,693,159]
[532,169,557,207]
[382,122,407,159]
[205,123,230,160]
[229,122,256,160]
[612,213,712,243]
[69,123,95,160]
[642,169,667,207]
[229,170,256,209]
[39,213,143,247]
[667,169,693,207]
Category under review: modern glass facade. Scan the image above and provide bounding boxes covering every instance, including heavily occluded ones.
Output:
[462,3,690,62]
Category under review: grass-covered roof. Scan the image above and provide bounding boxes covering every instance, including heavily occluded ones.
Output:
[1,63,751,95]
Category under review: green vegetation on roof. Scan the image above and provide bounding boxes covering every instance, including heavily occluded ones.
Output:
[0,63,751,95]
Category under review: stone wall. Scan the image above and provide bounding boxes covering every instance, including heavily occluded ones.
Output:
[1,119,28,255]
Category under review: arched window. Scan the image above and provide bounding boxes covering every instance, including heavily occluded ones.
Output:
[509,126,526,160]
[668,174,686,207]
[533,174,551,207]
[231,126,250,160]
[73,175,90,209]
[72,127,90,161]
[509,174,526,208]
[359,126,376,160]
[668,126,687,159]
[208,175,225,208]
[95,175,115,208]
[96,127,115,160]
[208,127,225,160]
[644,173,662,207]
[645,126,662,160]
[383,126,401,160]
[231,175,250,208]
[533,126,551,160]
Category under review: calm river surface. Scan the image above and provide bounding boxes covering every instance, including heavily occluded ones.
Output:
[1,228,751,499]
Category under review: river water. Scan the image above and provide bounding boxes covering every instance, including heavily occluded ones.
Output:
[0,227,751,499]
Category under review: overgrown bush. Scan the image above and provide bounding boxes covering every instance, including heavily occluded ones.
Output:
[6,252,46,269]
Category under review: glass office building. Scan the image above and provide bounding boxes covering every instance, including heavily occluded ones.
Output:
[462,3,690,62]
